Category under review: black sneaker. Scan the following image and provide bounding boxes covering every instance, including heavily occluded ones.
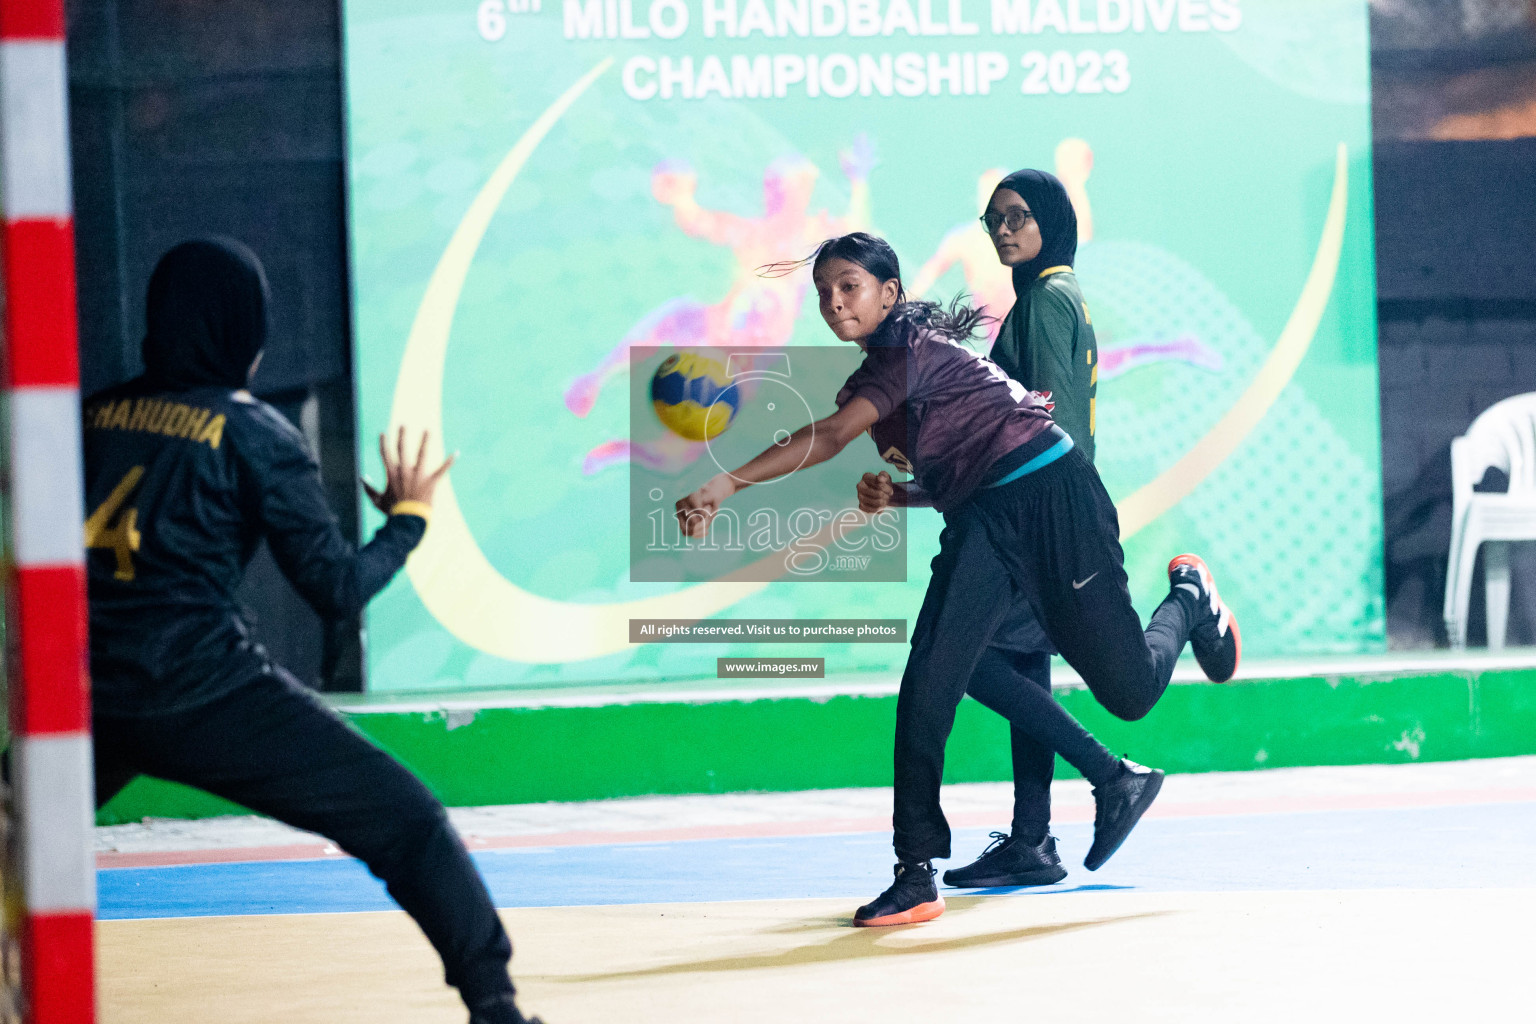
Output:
[943,832,1068,888]
[469,994,543,1024]
[1168,554,1241,683]
[853,860,945,927]
[1084,760,1164,871]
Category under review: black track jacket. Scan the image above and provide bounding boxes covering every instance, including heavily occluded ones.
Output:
[83,380,426,717]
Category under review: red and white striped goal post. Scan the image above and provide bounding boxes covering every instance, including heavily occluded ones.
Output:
[1,0,96,1021]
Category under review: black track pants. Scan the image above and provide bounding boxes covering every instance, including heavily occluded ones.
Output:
[893,449,1194,863]
[94,669,516,1010]
[941,510,1114,844]
[964,647,1119,842]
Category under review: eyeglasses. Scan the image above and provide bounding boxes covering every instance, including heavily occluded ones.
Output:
[980,208,1034,234]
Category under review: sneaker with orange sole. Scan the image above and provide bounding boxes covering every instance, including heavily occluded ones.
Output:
[853,861,945,927]
[1168,554,1241,683]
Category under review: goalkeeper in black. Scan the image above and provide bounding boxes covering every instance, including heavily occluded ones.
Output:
[84,239,540,1024]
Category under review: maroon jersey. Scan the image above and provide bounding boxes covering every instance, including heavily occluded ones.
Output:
[835,325,1054,512]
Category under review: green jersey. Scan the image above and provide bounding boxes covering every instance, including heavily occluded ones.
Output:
[988,266,1098,464]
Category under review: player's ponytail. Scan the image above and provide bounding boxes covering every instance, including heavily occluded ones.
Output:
[886,295,991,345]
[761,231,992,344]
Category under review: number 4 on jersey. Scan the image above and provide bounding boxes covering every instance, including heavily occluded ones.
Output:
[85,466,145,581]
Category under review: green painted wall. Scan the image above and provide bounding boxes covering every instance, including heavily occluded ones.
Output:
[96,666,1536,825]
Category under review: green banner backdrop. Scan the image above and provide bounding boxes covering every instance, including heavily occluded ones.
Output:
[342,0,1383,692]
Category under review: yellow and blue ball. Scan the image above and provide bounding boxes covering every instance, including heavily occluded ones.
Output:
[651,352,741,442]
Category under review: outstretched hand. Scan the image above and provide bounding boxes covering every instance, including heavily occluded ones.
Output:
[362,427,456,515]
[857,471,894,513]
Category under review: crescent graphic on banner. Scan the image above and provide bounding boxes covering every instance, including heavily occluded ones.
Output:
[1116,142,1350,539]
[389,61,1349,664]
[389,59,768,665]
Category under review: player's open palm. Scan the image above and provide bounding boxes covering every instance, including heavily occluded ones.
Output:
[363,426,455,515]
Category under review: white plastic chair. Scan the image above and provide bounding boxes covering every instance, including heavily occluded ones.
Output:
[1444,393,1536,649]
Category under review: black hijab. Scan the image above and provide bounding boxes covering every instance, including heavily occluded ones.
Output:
[142,238,270,390]
[994,169,1077,296]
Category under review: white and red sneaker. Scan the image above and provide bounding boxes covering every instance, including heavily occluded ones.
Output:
[1167,554,1241,683]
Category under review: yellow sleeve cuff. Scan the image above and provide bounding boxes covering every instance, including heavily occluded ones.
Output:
[390,500,433,524]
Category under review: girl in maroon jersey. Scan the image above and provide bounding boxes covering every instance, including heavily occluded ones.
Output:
[676,232,1239,926]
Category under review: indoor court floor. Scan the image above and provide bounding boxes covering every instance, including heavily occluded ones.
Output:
[96,757,1536,1022]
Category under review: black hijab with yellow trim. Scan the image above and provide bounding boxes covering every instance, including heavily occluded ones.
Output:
[994,169,1077,295]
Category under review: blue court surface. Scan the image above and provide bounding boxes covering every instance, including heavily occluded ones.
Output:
[99,800,1536,921]
[96,769,1536,1024]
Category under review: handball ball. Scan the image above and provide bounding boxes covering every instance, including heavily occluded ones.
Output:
[651,352,741,442]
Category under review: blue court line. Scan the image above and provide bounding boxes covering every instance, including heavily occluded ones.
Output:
[97,802,1536,921]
